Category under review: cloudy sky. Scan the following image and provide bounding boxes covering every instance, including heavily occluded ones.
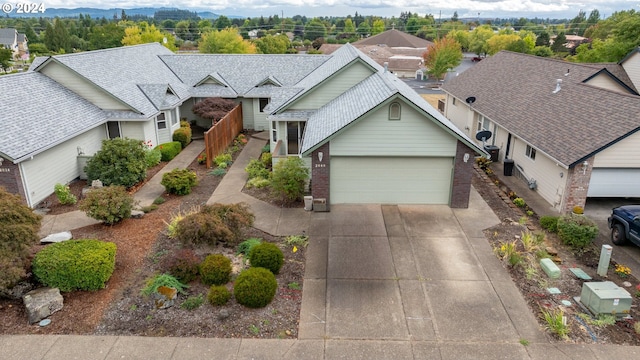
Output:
[41,0,639,19]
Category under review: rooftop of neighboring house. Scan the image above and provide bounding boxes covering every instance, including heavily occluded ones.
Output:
[354,29,433,48]
[0,28,18,47]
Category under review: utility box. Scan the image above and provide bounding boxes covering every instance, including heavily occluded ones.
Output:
[304,196,313,211]
[313,198,328,212]
[580,281,632,318]
[484,145,500,162]
[540,258,561,279]
[503,159,514,176]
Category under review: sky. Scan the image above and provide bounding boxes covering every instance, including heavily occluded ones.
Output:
[39,0,639,19]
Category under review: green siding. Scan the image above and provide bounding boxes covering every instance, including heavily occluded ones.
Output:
[331,101,457,157]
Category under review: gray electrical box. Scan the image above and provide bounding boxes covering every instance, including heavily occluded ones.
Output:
[580,281,632,318]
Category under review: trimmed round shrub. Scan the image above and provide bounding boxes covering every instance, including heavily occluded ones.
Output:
[199,254,232,286]
[557,214,599,249]
[175,203,254,247]
[32,239,116,292]
[540,215,559,233]
[234,267,277,308]
[144,148,162,168]
[161,168,198,195]
[172,127,192,149]
[270,156,309,203]
[85,137,147,188]
[78,185,134,225]
[208,285,231,306]
[159,141,182,162]
[161,249,201,283]
[249,242,284,274]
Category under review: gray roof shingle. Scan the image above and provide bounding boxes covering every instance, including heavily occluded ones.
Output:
[441,51,640,167]
[354,29,433,48]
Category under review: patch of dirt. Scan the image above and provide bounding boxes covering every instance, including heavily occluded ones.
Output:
[473,166,640,345]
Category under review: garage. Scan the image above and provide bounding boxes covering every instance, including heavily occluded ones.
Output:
[588,168,640,197]
[330,156,453,204]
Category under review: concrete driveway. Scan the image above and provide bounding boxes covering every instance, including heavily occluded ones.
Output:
[299,190,547,358]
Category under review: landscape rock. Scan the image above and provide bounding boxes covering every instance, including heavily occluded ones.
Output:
[0,281,34,300]
[131,210,145,219]
[153,286,177,309]
[91,179,103,188]
[218,309,230,320]
[40,231,73,244]
[22,287,64,324]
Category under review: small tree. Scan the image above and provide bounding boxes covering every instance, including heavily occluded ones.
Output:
[85,138,148,188]
[423,37,463,80]
[191,97,237,124]
[270,157,309,203]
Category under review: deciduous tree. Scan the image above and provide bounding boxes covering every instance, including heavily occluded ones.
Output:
[423,37,463,80]
[199,28,257,54]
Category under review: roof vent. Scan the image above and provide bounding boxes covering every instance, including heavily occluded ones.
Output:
[383,62,389,73]
[552,79,562,94]
[564,68,570,76]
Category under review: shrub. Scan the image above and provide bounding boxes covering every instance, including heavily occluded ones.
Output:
[249,242,284,274]
[172,127,192,149]
[234,267,277,308]
[78,186,134,225]
[158,141,182,162]
[144,148,162,168]
[161,249,201,283]
[54,183,77,205]
[175,203,254,247]
[180,119,191,128]
[245,158,269,180]
[85,138,147,188]
[191,97,237,122]
[161,168,198,195]
[208,285,231,306]
[209,168,226,177]
[237,238,262,256]
[214,153,232,167]
[513,197,526,207]
[141,273,187,296]
[246,177,270,189]
[181,294,204,310]
[540,216,559,233]
[270,157,309,203]
[261,144,270,153]
[0,188,41,293]
[165,207,200,239]
[32,239,116,292]
[557,214,599,249]
[572,205,584,215]
[197,152,207,165]
[260,152,272,168]
[199,254,232,286]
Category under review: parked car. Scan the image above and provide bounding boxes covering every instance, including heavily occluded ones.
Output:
[472,56,483,62]
[608,205,640,246]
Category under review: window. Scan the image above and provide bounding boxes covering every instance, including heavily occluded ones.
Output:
[259,98,269,113]
[525,145,536,160]
[106,121,120,139]
[286,121,305,155]
[389,102,401,120]
[156,113,166,130]
[170,110,177,125]
[477,115,490,132]
[452,97,456,105]
[271,121,277,142]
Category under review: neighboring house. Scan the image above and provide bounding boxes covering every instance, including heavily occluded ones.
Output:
[441,48,640,213]
[0,42,485,209]
[0,28,28,60]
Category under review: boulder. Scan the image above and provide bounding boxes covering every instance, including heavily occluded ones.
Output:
[22,287,64,324]
[153,286,177,309]
[40,231,73,244]
[131,210,145,219]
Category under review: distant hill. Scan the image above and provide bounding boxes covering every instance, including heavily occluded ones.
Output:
[5,7,238,19]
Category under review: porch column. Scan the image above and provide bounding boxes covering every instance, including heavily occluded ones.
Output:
[311,142,330,207]
[562,157,593,213]
[451,141,475,208]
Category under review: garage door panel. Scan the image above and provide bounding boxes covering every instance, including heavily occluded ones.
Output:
[330,157,452,204]
[588,168,640,197]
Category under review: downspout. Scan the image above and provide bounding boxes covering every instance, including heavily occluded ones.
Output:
[18,161,33,207]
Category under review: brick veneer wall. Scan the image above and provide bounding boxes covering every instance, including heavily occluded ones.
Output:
[311,142,330,206]
[562,157,593,213]
[450,141,475,208]
[0,159,26,202]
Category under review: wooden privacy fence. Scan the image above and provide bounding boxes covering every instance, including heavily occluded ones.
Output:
[204,104,243,168]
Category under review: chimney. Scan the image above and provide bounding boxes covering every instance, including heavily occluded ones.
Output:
[383,62,389,73]
[552,79,562,94]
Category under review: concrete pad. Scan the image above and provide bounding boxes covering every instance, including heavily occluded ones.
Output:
[468,239,513,282]
[410,236,487,281]
[105,336,179,360]
[398,205,464,238]
[172,338,240,359]
[325,340,414,360]
[491,280,547,343]
[411,341,442,359]
[328,236,395,279]
[308,212,331,236]
[236,339,297,360]
[389,236,419,279]
[304,236,328,279]
[452,187,500,238]
[381,205,407,237]
[525,343,597,360]
[298,279,327,339]
[586,344,640,359]
[277,207,309,236]
[281,339,325,359]
[425,280,518,342]
[42,336,117,360]
[39,210,100,237]
[0,335,60,360]
[439,343,529,360]
[398,280,436,341]
[326,279,409,340]
[329,204,387,236]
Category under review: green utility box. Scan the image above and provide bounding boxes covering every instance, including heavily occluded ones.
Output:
[540,258,560,279]
[580,281,632,319]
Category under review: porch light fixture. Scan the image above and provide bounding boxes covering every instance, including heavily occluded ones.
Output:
[463,153,470,163]
[318,152,323,163]
[77,146,84,155]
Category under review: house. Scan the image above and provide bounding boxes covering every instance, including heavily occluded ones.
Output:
[0,28,28,60]
[441,48,640,213]
[0,42,485,209]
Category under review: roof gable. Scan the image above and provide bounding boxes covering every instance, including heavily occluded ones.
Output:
[255,75,282,87]
[582,68,638,95]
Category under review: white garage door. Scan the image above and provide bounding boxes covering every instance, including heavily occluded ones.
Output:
[330,157,453,204]
[588,168,640,197]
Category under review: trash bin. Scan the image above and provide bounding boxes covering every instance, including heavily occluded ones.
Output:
[484,145,500,162]
[504,159,514,176]
[304,196,313,211]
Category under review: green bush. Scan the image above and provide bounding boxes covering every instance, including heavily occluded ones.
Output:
[144,148,162,168]
[214,153,232,167]
[513,197,526,207]
[85,138,147,188]
[159,141,182,162]
[261,144,270,153]
[540,216,559,233]
[199,254,232,286]
[54,183,77,205]
[181,294,204,310]
[176,203,254,247]
[172,127,192,149]
[208,285,231,306]
[557,214,599,249]
[246,177,270,189]
[161,168,198,195]
[78,186,134,225]
[237,238,262,256]
[32,239,116,292]
[249,242,284,274]
[260,152,272,168]
[0,188,41,294]
[270,157,309,203]
[234,267,277,308]
[161,249,201,283]
[245,158,269,180]
[141,273,188,296]
[209,168,226,177]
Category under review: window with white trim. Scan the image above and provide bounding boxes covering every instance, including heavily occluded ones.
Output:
[170,110,177,125]
[525,145,536,160]
[477,114,490,132]
[259,98,269,112]
[271,121,277,142]
[156,113,166,129]
[389,102,401,120]
[286,121,305,155]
